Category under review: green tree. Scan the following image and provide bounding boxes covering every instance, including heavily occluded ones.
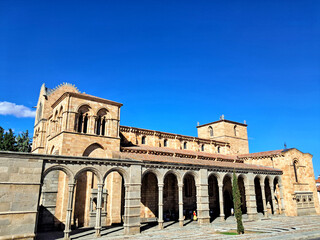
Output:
[3,128,17,151]
[16,130,32,152]
[0,127,4,150]
[232,171,244,234]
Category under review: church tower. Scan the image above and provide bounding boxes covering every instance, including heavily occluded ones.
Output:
[197,118,249,155]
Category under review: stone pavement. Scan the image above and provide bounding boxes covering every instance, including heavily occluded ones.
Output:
[37,215,320,240]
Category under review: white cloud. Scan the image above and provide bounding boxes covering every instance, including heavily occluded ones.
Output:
[0,101,36,118]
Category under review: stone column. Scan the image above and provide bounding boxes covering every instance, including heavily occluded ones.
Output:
[95,183,104,237]
[196,169,210,224]
[269,182,277,215]
[178,183,184,227]
[245,173,258,220]
[124,165,141,235]
[158,183,164,229]
[279,183,286,215]
[260,181,267,218]
[218,183,225,221]
[64,183,75,240]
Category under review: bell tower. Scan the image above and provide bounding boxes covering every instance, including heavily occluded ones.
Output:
[197,118,249,155]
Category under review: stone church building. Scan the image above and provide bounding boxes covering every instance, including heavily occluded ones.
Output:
[0,83,319,239]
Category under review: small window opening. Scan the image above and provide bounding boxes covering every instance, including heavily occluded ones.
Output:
[183,142,187,149]
[293,160,298,182]
[217,146,220,153]
[101,118,106,136]
[164,139,168,147]
[83,114,88,133]
[201,144,205,151]
[209,126,213,137]
[77,112,83,133]
[142,136,146,144]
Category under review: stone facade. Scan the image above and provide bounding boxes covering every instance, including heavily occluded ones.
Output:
[0,83,319,240]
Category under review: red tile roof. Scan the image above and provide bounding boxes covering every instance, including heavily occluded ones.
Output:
[238,149,284,159]
[122,145,236,160]
[117,145,282,173]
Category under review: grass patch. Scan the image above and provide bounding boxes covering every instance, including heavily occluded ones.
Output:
[220,232,238,235]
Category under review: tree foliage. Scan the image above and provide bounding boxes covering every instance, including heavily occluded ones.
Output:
[232,171,244,234]
[0,126,32,152]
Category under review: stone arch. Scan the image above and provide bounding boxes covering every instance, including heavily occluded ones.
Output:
[254,175,264,214]
[38,166,72,232]
[237,174,247,214]
[83,143,105,158]
[103,167,127,226]
[74,167,102,184]
[96,107,110,117]
[73,166,101,228]
[208,172,220,221]
[142,168,161,183]
[273,176,282,214]
[141,171,159,220]
[255,174,265,184]
[163,170,179,221]
[222,173,233,219]
[264,176,274,214]
[208,172,222,184]
[76,104,92,114]
[103,167,129,184]
[182,171,197,219]
[162,169,182,185]
[42,165,74,184]
[182,170,199,184]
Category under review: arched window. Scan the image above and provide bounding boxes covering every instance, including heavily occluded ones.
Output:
[217,146,220,153]
[209,126,213,137]
[96,109,108,136]
[77,113,83,132]
[96,116,101,135]
[76,105,90,133]
[183,142,187,149]
[201,144,205,151]
[141,136,146,144]
[37,102,42,123]
[164,139,168,147]
[101,118,106,136]
[234,125,237,136]
[293,160,299,182]
[83,114,88,133]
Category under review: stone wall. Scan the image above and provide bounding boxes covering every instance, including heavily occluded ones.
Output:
[244,149,320,216]
[0,152,43,239]
[197,120,249,155]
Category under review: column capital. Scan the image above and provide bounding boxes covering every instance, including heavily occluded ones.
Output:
[178,183,183,188]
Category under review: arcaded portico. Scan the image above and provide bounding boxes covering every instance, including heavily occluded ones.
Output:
[37,149,284,240]
[0,83,318,240]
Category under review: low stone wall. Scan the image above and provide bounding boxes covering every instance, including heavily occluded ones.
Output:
[0,152,43,240]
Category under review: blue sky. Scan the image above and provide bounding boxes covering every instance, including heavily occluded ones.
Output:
[0,1,319,176]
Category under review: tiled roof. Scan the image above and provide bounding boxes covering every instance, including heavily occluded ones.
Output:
[117,145,282,173]
[315,177,320,184]
[116,151,281,173]
[238,149,284,159]
[122,145,236,160]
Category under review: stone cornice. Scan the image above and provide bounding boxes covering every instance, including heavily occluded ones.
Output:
[51,92,123,109]
[120,126,229,146]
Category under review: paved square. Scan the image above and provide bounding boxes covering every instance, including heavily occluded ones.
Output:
[37,215,320,240]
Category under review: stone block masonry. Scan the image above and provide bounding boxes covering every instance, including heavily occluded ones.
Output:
[0,152,43,240]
